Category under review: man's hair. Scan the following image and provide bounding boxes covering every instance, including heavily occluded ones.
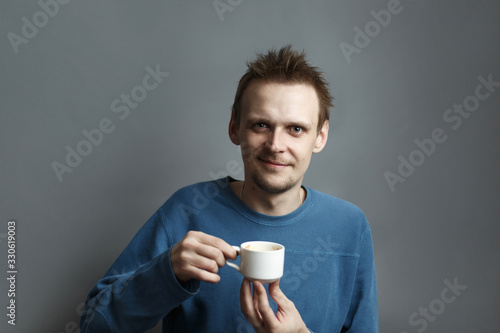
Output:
[231,45,333,132]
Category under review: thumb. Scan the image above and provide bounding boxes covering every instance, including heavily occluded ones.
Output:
[268,279,291,309]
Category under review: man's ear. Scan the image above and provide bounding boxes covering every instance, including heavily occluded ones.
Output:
[228,112,241,145]
[312,120,329,153]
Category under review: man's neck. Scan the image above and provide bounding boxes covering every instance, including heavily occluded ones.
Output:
[230,180,305,216]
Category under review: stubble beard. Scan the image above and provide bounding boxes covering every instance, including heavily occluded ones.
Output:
[247,154,301,194]
[251,172,299,194]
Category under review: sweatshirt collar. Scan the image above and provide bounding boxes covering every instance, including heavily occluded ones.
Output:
[221,176,313,226]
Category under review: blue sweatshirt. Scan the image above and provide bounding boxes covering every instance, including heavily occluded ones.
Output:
[80,177,379,332]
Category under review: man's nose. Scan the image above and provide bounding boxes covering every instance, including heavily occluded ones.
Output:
[265,129,285,152]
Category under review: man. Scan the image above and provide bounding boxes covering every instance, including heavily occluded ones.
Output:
[80,45,379,332]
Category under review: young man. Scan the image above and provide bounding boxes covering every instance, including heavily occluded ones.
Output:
[80,46,379,332]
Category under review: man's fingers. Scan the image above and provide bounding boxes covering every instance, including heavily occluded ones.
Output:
[204,234,238,261]
[172,249,221,284]
[240,279,308,332]
[268,279,289,308]
[178,263,221,283]
[193,243,227,268]
[174,238,220,273]
[183,231,236,267]
[240,279,260,326]
[171,231,236,284]
[193,231,238,262]
[189,252,220,274]
[253,281,280,327]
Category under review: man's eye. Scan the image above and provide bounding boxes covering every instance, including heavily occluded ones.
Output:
[290,126,303,134]
[254,123,268,129]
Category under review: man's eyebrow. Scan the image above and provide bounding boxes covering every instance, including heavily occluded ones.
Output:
[245,116,271,124]
[289,120,312,129]
[283,119,313,130]
[245,116,312,129]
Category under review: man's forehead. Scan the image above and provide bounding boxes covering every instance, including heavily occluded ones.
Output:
[244,80,317,96]
[241,81,320,119]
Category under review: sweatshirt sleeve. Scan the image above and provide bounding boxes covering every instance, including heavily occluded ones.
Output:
[342,222,379,332]
[80,211,200,333]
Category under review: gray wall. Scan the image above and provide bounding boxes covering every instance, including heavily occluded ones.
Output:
[1,1,499,332]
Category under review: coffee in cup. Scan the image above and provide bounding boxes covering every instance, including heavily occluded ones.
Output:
[226,241,285,283]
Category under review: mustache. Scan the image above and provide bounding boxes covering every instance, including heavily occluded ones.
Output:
[257,153,293,166]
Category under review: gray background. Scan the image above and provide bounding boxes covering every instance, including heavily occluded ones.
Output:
[1,0,499,332]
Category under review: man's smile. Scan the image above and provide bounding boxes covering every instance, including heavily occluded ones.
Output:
[258,157,290,169]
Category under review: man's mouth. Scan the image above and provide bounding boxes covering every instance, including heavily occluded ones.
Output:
[259,158,290,168]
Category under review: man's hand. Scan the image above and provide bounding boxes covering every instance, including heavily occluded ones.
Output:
[240,278,309,333]
[170,231,237,284]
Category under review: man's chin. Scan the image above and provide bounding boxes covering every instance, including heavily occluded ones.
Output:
[250,174,297,194]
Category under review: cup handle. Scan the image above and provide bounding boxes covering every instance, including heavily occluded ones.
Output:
[225,246,241,272]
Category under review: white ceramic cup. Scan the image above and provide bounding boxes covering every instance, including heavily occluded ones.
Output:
[226,241,285,283]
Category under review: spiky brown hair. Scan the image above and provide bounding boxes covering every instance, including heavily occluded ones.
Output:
[231,45,333,132]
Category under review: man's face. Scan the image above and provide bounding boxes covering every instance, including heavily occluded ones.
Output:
[229,81,328,194]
